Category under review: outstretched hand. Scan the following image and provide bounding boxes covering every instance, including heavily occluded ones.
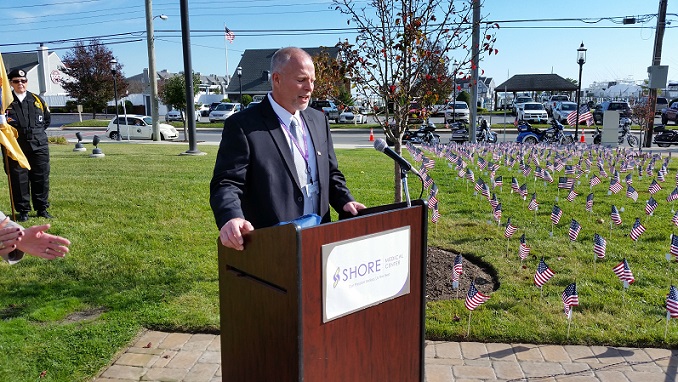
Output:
[18,224,71,260]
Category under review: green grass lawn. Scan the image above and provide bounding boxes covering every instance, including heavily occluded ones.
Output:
[1,142,678,380]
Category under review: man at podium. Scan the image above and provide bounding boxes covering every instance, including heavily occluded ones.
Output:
[210,47,365,250]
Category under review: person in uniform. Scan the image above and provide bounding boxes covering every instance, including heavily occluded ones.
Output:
[3,69,52,222]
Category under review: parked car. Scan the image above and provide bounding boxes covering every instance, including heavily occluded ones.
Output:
[430,104,447,117]
[592,101,631,124]
[656,97,669,114]
[246,101,261,109]
[518,102,548,123]
[106,115,179,141]
[196,104,210,117]
[310,100,340,122]
[544,94,570,115]
[209,102,242,123]
[512,96,534,115]
[165,110,183,122]
[551,101,578,123]
[337,107,368,124]
[661,101,678,125]
[444,101,470,124]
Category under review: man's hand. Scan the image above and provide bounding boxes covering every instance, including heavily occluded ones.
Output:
[219,218,255,251]
[18,224,70,260]
[0,217,22,257]
[342,201,366,216]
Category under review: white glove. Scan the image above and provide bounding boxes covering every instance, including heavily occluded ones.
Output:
[0,115,6,125]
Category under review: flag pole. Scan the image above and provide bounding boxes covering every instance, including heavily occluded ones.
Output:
[466,310,472,337]
[566,308,573,339]
[665,311,670,342]
[224,23,229,83]
[3,154,16,220]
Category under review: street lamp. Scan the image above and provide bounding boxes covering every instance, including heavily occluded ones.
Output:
[237,66,243,103]
[145,4,169,142]
[574,42,587,140]
[110,59,121,141]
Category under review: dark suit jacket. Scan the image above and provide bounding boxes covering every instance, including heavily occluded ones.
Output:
[210,96,355,229]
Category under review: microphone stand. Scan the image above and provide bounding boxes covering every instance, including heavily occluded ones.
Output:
[401,167,412,207]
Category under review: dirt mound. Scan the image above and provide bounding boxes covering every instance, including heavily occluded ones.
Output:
[425,247,496,301]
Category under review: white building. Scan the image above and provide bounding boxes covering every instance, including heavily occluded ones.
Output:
[4,45,72,107]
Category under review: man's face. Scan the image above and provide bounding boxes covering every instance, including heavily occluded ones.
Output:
[271,53,315,114]
[10,77,27,94]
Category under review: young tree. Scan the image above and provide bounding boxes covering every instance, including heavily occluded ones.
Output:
[59,39,128,118]
[159,73,200,141]
[333,0,498,201]
[312,48,352,101]
[631,101,655,146]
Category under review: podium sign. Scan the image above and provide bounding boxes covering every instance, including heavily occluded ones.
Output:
[322,226,411,322]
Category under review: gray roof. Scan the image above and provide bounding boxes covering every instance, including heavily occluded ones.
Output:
[495,74,578,92]
[225,47,341,95]
[3,52,39,74]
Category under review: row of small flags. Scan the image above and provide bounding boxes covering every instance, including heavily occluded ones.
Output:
[406,140,678,322]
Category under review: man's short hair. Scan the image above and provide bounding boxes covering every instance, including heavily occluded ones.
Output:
[270,47,312,76]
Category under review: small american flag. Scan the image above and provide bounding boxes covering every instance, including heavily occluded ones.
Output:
[522,165,532,177]
[668,187,678,202]
[423,174,434,189]
[645,197,658,215]
[611,205,622,225]
[489,193,499,208]
[649,179,662,194]
[668,286,678,318]
[493,203,502,221]
[589,175,601,187]
[474,178,485,192]
[673,211,678,226]
[465,282,490,311]
[558,177,574,190]
[612,258,635,284]
[519,234,530,260]
[465,168,475,182]
[562,282,579,316]
[518,183,528,198]
[225,26,235,43]
[543,170,554,183]
[511,177,520,193]
[568,219,581,241]
[422,157,435,169]
[626,185,638,202]
[593,233,606,259]
[564,165,575,175]
[585,193,594,212]
[504,218,518,238]
[493,175,503,188]
[431,205,441,223]
[551,205,563,225]
[428,183,439,206]
[566,186,578,202]
[534,258,555,287]
[528,193,539,211]
[609,179,623,194]
[629,218,646,241]
[625,173,633,185]
[453,254,463,276]
[670,234,678,257]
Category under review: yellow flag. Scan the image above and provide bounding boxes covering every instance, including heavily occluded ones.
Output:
[0,52,30,169]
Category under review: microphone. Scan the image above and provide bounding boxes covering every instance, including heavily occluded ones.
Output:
[373,138,421,177]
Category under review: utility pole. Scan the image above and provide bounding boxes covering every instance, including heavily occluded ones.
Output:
[469,0,480,143]
[644,0,668,147]
[145,0,160,141]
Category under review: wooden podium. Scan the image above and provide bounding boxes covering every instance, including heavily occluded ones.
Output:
[218,201,428,381]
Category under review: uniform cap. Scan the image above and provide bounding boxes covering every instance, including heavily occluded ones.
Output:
[7,69,26,79]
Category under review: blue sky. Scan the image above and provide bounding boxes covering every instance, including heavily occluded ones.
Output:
[3,0,678,89]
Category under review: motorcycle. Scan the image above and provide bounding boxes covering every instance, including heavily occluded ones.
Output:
[653,124,678,147]
[516,119,574,145]
[402,121,441,145]
[591,117,639,147]
[449,118,497,143]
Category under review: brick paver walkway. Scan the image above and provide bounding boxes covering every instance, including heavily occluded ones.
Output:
[92,330,678,381]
